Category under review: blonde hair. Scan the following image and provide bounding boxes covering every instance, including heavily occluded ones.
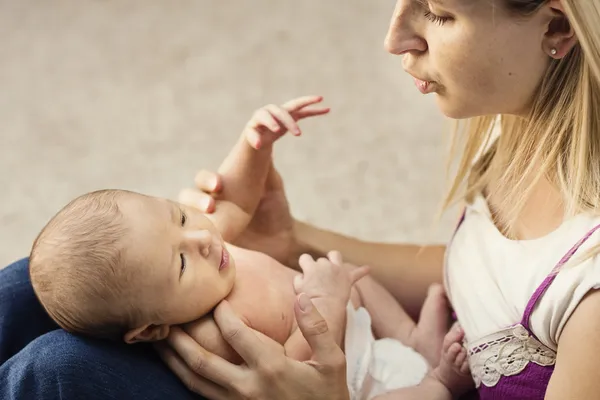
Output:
[30,189,141,340]
[443,0,600,239]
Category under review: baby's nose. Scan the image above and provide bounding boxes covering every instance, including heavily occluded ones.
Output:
[184,230,213,254]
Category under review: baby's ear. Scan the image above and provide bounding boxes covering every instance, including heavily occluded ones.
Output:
[124,324,171,344]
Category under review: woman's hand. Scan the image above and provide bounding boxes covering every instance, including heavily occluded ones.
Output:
[155,295,350,400]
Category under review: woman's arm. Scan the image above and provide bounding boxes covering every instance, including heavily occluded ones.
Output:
[293,221,446,318]
[545,289,600,399]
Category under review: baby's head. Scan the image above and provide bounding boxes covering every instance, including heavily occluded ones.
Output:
[30,189,236,343]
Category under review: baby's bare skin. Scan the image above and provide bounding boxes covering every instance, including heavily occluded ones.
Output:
[182,245,449,368]
[183,244,364,364]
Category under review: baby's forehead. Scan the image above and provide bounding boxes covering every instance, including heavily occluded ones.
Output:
[119,195,176,258]
[119,193,172,220]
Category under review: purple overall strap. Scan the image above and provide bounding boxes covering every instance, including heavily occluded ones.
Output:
[521,222,600,331]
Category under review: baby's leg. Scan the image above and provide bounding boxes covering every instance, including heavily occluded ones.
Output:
[428,324,474,398]
[371,379,452,400]
[411,284,452,367]
[354,278,450,367]
[372,325,472,400]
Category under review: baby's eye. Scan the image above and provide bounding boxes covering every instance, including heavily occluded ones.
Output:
[181,210,187,226]
[180,254,187,276]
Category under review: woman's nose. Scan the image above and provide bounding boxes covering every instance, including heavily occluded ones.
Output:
[384,1,427,55]
[184,230,213,256]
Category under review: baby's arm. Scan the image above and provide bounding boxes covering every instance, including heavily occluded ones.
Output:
[188,97,329,243]
[354,274,418,346]
[182,314,244,364]
[208,133,271,243]
[182,313,284,365]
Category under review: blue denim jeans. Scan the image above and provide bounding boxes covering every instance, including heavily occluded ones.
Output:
[0,258,201,399]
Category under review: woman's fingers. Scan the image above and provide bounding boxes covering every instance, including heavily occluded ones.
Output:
[164,327,245,387]
[213,301,283,368]
[194,169,223,194]
[178,188,216,213]
[294,294,347,370]
[154,342,231,399]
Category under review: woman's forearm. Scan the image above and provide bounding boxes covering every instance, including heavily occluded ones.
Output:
[293,221,446,319]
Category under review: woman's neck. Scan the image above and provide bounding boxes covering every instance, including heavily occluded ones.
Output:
[486,174,565,241]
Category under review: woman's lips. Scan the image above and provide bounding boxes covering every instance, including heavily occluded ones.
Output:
[219,247,230,271]
[413,77,435,94]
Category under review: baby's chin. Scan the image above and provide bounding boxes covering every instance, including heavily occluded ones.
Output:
[222,258,236,295]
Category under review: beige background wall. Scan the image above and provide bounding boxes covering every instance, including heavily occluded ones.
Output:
[0,0,454,267]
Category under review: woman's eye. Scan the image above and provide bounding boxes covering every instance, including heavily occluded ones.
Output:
[181,210,187,226]
[180,254,187,276]
[424,10,451,25]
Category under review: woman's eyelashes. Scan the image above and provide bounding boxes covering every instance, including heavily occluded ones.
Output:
[180,209,187,226]
[424,10,451,25]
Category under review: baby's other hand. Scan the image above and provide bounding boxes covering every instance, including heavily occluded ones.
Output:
[243,95,329,149]
[294,251,369,304]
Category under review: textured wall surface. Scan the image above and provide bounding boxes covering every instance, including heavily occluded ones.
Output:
[0,0,456,267]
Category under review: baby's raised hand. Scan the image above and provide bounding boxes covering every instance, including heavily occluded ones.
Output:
[294,251,369,304]
[243,95,329,150]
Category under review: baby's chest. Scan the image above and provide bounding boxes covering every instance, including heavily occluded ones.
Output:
[226,261,298,345]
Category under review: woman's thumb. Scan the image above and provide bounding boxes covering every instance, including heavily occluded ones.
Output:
[294,293,346,366]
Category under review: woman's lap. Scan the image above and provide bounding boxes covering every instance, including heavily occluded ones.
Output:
[0,258,58,363]
[0,258,200,399]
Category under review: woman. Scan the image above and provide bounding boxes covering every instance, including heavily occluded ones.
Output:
[2,0,599,399]
[159,0,600,399]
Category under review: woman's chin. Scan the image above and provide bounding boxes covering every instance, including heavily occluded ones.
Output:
[435,95,481,120]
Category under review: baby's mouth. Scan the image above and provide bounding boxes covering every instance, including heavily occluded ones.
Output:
[219,247,230,270]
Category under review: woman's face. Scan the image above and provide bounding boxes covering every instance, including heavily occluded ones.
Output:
[386,0,556,118]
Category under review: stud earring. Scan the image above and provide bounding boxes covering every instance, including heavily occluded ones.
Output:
[550,48,558,56]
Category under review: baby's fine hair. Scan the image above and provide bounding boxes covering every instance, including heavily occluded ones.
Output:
[29,189,140,340]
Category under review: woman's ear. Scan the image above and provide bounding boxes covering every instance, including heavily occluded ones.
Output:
[123,324,171,344]
[543,0,578,59]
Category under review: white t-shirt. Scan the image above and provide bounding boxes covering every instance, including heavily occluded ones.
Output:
[445,194,600,351]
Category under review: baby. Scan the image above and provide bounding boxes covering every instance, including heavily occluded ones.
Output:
[29,96,472,399]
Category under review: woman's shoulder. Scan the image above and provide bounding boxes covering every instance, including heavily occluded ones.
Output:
[531,216,600,349]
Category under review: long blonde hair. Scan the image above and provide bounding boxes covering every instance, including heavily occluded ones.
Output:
[443,0,600,238]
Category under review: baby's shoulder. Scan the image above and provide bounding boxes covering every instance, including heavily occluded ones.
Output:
[226,246,298,344]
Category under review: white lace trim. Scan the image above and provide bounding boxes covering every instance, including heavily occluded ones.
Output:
[467,324,556,388]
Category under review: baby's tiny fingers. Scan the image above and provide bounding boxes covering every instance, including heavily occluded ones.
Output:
[251,108,280,132]
[281,95,323,112]
[327,250,343,266]
[245,128,263,150]
[266,104,301,135]
[293,274,304,293]
[291,108,330,120]
[298,253,317,273]
[349,266,370,284]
